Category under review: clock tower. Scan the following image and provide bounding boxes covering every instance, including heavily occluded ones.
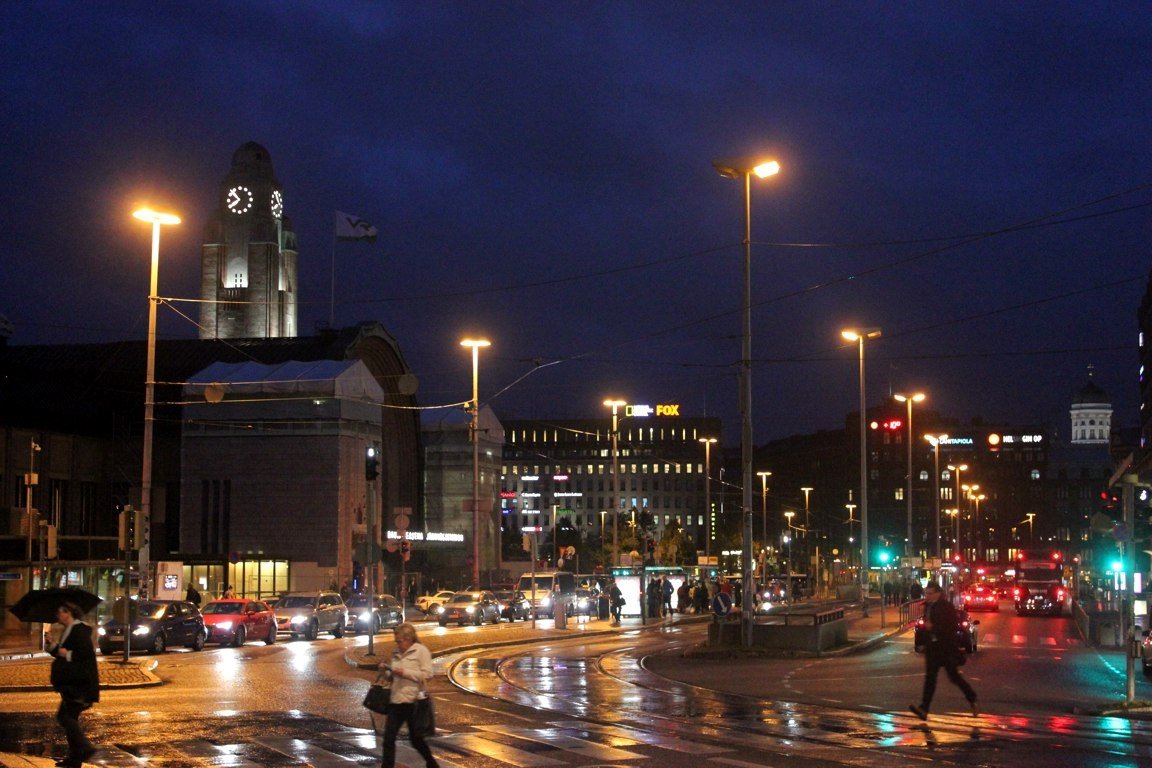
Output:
[199,142,298,339]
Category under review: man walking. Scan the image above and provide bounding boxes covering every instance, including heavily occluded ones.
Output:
[910,581,978,720]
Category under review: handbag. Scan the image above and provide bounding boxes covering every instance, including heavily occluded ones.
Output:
[362,684,391,715]
[410,692,436,738]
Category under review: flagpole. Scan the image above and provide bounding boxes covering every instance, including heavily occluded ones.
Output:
[330,215,336,328]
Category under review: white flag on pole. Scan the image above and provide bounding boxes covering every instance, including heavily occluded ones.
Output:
[334,211,378,242]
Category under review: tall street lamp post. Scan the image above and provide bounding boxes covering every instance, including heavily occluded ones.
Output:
[1025,512,1035,545]
[924,434,948,560]
[605,399,627,567]
[133,207,180,598]
[757,471,772,582]
[893,392,925,559]
[842,328,881,615]
[699,437,718,560]
[947,463,968,558]
[461,338,490,588]
[783,511,795,575]
[801,486,813,592]
[845,503,858,572]
[713,155,779,647]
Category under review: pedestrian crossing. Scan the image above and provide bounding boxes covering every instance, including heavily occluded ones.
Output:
[7,706,1152,768]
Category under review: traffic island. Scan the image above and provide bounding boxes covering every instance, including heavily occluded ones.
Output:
[707,607,847,654]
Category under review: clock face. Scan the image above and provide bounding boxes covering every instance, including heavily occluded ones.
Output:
[270,190,283,218]
[226,186,253,214]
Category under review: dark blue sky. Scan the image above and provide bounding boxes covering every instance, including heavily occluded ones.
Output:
[3,2,1149,444]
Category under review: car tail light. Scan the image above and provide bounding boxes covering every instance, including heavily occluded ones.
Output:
[1057,588,1065,600]
[961,620,970,629]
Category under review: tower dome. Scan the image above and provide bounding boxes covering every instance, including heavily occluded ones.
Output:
[1070,366,1111,445]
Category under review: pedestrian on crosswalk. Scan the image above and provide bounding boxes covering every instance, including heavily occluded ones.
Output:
[45,601,100,767]
[909,581,978,721]
[380,622,439,768]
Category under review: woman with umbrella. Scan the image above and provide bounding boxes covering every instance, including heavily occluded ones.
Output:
[45,601,100,766]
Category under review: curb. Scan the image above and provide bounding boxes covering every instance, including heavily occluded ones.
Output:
[344,615,712,669]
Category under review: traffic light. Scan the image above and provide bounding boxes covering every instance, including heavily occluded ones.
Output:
[117,505,133,550]
[133,508,146,550]
[45,524,57,559]
[400,540,411,562]
[365,446,379,480]
[877,550,891,565]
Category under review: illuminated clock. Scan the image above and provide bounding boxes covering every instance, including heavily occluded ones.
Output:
[226,186,253,214]
[270,190,283,218]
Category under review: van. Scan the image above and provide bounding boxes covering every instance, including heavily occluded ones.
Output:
[516,571,576,618]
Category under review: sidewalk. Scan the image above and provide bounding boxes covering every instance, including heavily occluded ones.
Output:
[0,629,161,692]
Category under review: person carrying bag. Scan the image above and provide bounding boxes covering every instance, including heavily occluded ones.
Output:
[379,622,439,768]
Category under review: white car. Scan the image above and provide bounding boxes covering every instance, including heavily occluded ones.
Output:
[415,590,456,615]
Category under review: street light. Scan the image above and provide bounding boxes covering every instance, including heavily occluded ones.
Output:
[845,503,859,572]
[842,327,881,616]
[757,471,772,584]
[893,392,925,558]
[924,434,949,560]
[784,510,796,574]
[604,399,627,567]
[801,486,813,592]
[947,463,968,558]
[968,489,987,560]
[133,206,180,598]
[1024,512,1036,545]
[461,338,490,589]
[714,154,779,648]
[699,437,718,560]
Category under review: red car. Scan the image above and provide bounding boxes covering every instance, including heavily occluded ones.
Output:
[201,598,278,646]
[961,585,1000,612]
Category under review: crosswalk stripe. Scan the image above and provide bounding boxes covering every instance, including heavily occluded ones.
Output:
[254,735,362,765]
[172,739,263,766]
[710,757,777,768]
[548,720,730,754]
[436,733,567,767]
[473,725,648,761]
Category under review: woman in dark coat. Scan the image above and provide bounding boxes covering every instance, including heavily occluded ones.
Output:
[45,601,100,766]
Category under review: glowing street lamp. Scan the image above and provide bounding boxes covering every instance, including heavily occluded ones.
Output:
[699,437,718,560]
[757,470,772,583]
[133,207,180,597]
[924,434,948,559]
[842,327,881,615]
[605,399,627,567]
[713,154,780,648]
[947,463,968,557]
[893,392,925,557]
[461,338,490,588]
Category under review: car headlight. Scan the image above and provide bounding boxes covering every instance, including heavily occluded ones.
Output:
[359,611,372,622]
[217,621,233,631]
[290,615,308,625]
[541,596,551,607]
[465,606,475,613]
[132,626,151,636]
[97,626,106,637]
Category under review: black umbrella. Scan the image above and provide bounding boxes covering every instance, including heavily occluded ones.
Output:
[8,587,102,623]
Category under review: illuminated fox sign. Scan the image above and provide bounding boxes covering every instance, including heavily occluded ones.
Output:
[625,403,681,417]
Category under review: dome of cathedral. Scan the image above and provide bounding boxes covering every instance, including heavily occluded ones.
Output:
[1072,379,1110,406]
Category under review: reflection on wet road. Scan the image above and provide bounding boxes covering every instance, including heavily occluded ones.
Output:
[447,623,1152,768]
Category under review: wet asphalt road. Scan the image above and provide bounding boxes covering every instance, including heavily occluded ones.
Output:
[3,611,1152,767]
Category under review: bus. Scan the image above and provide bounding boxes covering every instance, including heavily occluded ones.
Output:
[1013,550,1069,616]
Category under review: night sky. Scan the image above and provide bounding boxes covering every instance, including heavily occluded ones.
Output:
[3,3,1150,444]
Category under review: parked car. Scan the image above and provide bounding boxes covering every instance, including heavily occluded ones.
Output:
[347,593,404,634]
[415,590,456,616]
[494,590,531,622]
[274,591,347,640]
[201,598,277,647]
[960,585,1000,612]
[913,608,978,654]
[98,598,207,655]
[438,590,501,626]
